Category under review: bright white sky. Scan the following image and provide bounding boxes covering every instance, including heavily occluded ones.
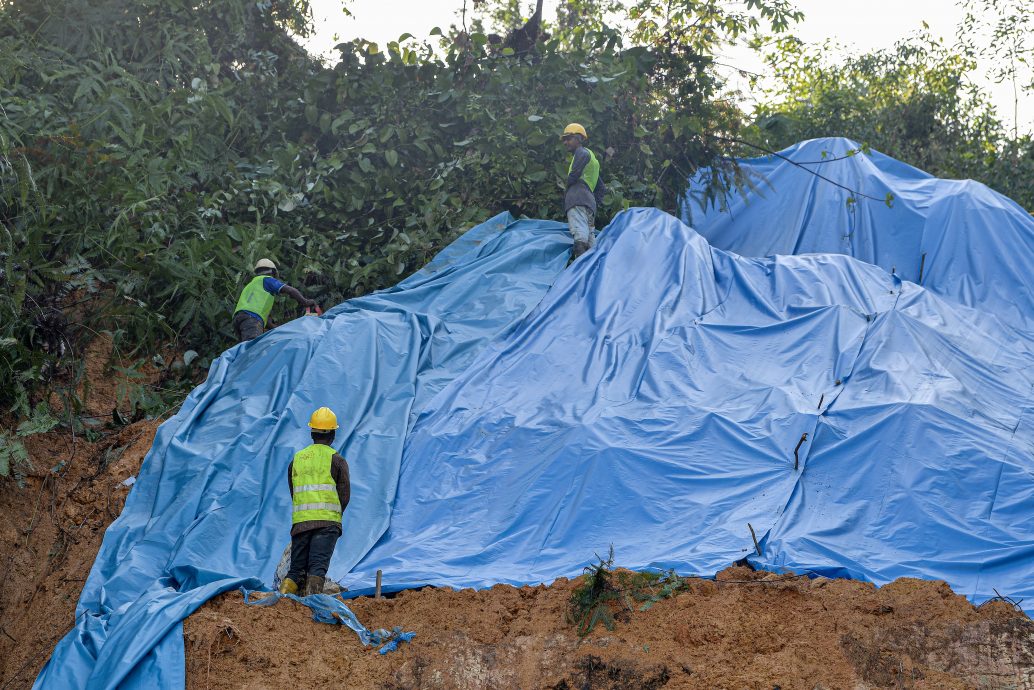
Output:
[303,0,1032,134]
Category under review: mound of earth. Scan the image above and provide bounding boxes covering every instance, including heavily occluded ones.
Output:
[185,567,1033,690]
[0,419,159,688]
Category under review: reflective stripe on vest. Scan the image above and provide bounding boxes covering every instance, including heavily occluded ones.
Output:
[568,147,600,192]
[293,502,342,513]
[294,484,335,493]
[234,276,275,325]
[291,444,341,525]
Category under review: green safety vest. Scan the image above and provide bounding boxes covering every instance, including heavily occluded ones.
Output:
[234,276,275,325]
[291,444,341,525]
[568,147,600,192]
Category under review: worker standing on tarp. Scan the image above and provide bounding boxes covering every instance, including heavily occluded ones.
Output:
[232,258,318,342]
[561,123,606,261]
[280,407,351,597]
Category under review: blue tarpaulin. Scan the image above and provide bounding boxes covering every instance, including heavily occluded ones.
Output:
[38,138,1034,688]
[241,590,415,654]
[37,213,572,689]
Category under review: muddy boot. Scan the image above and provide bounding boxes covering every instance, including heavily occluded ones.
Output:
[570,240,589,263]
[304,575,325,596]
[278,577,300,595]
[322,580,345,595]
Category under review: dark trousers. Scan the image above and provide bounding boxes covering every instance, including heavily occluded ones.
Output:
[286,525,339,582]
[232,312,263,342]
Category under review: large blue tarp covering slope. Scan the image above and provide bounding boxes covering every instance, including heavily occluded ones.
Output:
[37,213,572,689]
[345,203,1033,602]
[682,137,1034,322]
[679,137,1034,603]
[39,138,1034,688]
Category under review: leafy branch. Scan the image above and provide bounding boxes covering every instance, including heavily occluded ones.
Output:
[711,135,895,207]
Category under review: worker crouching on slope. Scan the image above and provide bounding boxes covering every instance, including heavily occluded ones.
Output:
[560,123,606,261]
[279,407,351,597]
[232,258,319,342]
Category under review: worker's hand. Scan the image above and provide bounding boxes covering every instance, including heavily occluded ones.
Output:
[303,298,318,309]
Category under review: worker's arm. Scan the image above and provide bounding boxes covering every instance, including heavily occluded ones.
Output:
[280,285,318,310]
[287,460,293,494]
[566,147,590,189]
[331,454,350,512]
[262,276,318,310]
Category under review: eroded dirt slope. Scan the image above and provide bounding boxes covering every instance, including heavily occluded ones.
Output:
[186,568,1034,690]
[0,420,159,688]
[0,333,169,688]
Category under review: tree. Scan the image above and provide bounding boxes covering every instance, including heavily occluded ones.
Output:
[753,32,1006,180]
[959,0,1033,141]
[0,0,806,423]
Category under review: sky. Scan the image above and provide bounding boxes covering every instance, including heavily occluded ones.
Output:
[302,0,1032,135]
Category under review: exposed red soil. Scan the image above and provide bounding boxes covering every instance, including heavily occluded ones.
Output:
[0,419,159,688]
[0,332,166,689]
[186,569,1034,690]
[47,331,177,419]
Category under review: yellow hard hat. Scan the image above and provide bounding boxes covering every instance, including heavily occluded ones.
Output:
[561,123,588,141]
[308,407,339,431]
[254,258,278,273]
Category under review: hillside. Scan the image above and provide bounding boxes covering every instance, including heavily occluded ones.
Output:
[0,420,159,688]
[3,426,1032,689]
[5,1,1034,687]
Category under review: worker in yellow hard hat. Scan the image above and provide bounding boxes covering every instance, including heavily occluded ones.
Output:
[560,123,606,261]
[279,406,350,597]
[231,258,319,342]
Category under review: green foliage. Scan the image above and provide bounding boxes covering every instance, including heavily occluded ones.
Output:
[0,435,30,483]
[114,352,203,422]
[755,34,998,173]
[635,570,688,611]
[1,0,803,418]
[0,402,59,484]
[0,0,321,415]
[753,31,1034,211]
[628,0,803,51]
[569,547,620,636]
[567,547,689,636]
[959,0,1033,139]
[16,402,60,436]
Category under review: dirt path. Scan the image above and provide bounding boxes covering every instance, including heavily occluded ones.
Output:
[186,568,1033,690]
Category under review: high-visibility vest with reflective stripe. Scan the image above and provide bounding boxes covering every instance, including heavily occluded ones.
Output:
[234,276,275,325]
[291,444,341,525]
[568,147,600,192]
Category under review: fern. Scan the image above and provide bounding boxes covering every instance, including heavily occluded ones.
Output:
[0,433,31,485]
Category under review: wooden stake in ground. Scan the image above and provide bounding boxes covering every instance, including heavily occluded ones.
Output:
[748,523,762,556]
